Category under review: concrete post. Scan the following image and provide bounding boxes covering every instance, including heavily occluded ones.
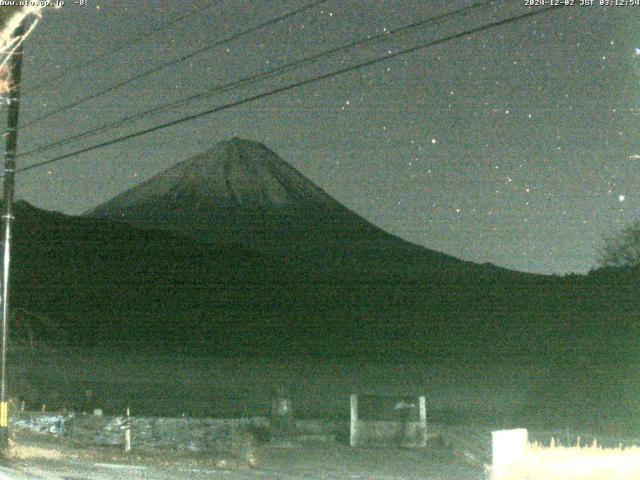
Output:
[492,428,528,475]
[124,407,131,453]
[270,386,294,445]
[350,394,358,447]
[418,395,427,446]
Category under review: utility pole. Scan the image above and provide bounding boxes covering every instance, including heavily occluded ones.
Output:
[0,19,27,450]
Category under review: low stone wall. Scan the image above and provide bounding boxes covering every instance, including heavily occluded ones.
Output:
[12,412,69,436]
[10,412,427,450]
[11,412,270,451]
[10,412,351,451]
[357,420,426,446]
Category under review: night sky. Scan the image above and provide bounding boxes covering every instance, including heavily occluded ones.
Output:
[9,1,640,274]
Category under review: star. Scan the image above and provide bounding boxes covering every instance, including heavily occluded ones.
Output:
[618,195,626,202]
[635,48,640,55]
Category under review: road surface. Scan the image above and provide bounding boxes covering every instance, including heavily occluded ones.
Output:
[0,443,486,479]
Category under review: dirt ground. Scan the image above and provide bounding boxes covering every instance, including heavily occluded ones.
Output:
[1,428,488,480]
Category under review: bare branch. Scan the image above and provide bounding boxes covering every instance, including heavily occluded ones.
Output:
[598,220,640,268]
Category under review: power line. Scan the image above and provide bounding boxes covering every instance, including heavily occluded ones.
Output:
[16,6,560,175]
[28,1,216,94]
[18,5,557,173]
[18,0,494,159]
[19,0,329,130]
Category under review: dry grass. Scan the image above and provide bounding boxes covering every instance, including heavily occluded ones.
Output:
[7,429,258,471]
[5,442,64,461]
[490,440,640,480]
[6,430,82,462]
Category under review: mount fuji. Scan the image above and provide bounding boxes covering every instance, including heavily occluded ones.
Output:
[85,137,478,275]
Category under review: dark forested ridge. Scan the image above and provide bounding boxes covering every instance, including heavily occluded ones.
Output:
[4,198,636,363]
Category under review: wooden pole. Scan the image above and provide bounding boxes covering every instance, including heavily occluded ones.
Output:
[0,17,26,451]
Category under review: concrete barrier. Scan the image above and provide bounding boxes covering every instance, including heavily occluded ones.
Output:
[491,428,528,473]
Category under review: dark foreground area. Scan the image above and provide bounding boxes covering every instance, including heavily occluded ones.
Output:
[7,347,640,436]
[6,423,640,480]
[1,346,638,479]
[3,430,486,480]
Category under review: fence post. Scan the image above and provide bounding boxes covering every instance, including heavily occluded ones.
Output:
[350,394,358,447]
[271,387,294,446]
[491,428,528,477]
[418,395,427,446]
[124,407,131,453]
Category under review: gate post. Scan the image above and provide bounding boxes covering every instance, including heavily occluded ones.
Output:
[350,394,358,447]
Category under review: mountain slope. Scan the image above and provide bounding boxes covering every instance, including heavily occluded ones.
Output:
[84,138,482,276]
[9,201,294,349]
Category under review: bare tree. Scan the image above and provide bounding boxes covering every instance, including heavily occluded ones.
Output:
[10,307,65,350]
[598,219,640,268]
[0,6,45,96]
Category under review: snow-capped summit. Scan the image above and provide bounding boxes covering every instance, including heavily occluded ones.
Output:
[88,137,335,213]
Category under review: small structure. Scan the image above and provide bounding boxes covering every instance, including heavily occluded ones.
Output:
[350,393,427,447]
